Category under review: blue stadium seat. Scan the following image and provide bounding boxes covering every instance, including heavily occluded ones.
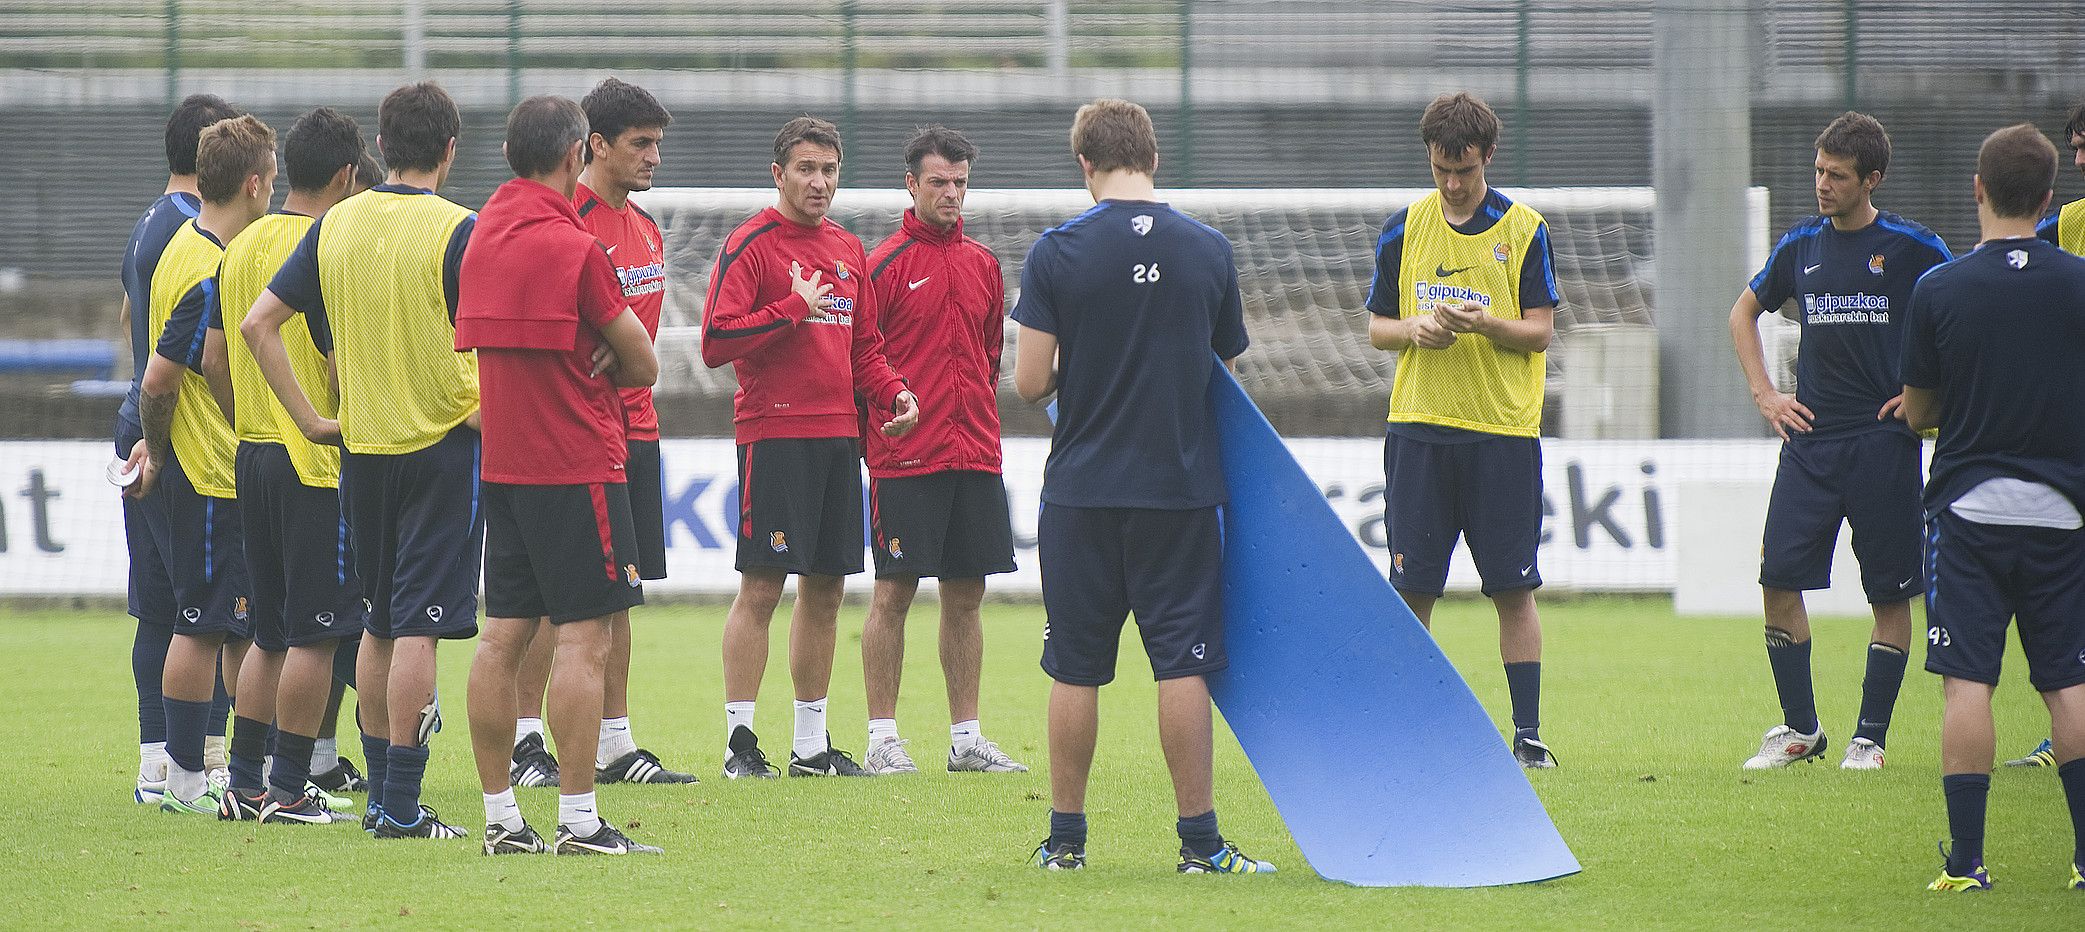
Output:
[0,339,116,378]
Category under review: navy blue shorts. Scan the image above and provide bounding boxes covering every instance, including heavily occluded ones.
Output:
[626,439,667,580]
[1759,430,1923,602]
[483,480,645,624]
[137,449,251,640]
[237,441,364,652]
[1037,504,1226,686]
[1382,429,1543,597]
[1924,510,2085,692]
[870,471,1017,580]
[121,429,178,626]
[735,437,864,578]
[339,426,482,641]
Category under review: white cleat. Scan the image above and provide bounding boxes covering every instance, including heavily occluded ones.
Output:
[864,737,919,775]
[1743,724,1827,770]
[1840,736,1885,770]
[948,739,1030,773]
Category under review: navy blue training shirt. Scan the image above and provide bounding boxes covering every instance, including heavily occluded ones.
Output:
[116,191,203,444]
[1902,237,2085,515]
[1750,210,1950,440]
[1011,199,1249,510]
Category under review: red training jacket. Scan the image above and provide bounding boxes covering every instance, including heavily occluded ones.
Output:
[861,209,1005,477]
[700,206,907,444]
[575,182,666,442]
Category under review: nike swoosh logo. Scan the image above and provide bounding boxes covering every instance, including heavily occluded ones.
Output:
[908,277,931,290]
[1434,263,1477,278]
[1521,564,1534,576]
[1899,578,1914,588]
[605,244,617,256]
[1804,263,1821,274]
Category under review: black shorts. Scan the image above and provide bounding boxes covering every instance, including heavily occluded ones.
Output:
[1923,510,2085,692]
[1760,431,1924,602]
[137,450,251,640]
[869,471,1017,580]
[735,437,864,577]
[237,442,364,652]
[484,480,646,624]
[1038,504,1226,686]
[1382,429,1543,597]
[626,438,668,580]
[339,426,482,641]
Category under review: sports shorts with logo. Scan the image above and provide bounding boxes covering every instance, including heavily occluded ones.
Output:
[625,438,668,580]
[339,425,481,640]
[483,480,645,624]
[1038,503,1225,686]
[1923,509,2085,692]
[120,428,178,627]
[870,470,1016,580]
[1760,430,1924,601]
[734,437,864,577]
[237,441,365,652]
[1382,428,1543,597]
[139,448,251,639]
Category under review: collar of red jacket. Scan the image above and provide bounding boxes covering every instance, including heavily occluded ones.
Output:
[454,177,591,352]
[483,176,585,233]
[901,208,964,245]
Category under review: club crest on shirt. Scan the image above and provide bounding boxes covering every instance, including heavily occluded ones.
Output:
[2009,249,2031,269]
[625,564,641,587]
[835,260,850,280]
[1868,254,1885,275]
[1131,215,1153,236]
[1493,242,1510,263]
[770,531,789,553]
[887,537,904,559]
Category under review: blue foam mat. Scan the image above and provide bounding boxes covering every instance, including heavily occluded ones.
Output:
[1204,367,1580,887]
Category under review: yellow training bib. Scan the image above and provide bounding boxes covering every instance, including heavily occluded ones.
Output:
[1389,191,1548,437]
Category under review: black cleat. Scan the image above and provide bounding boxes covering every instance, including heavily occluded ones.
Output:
[1034,837,1086,871]
[598,748,700,785]
[309,756,368,793]
[217,788,266,822]
[788,734,869,777]
[259,786,350,825]
[372,804,467,839]
[482,821,550,855]
[510,733,561,788]
[723,725,779,780]
[553,821,663,855]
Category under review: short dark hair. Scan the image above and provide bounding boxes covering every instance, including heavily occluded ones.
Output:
[773,115,842,167]
[504,95,588,178]
[2066,101,2085,140]
[377,81,461,174]
[283,107,366,193]
[904,125,978,174]
[1419,92,1500,158]
[165,94,240,176]
[355,152,384,189]
[581,77,672,164]
[1069,99,1158,175]
[195,115,276,204]
[1815,111,1891,180]
[1978,123,2058,220]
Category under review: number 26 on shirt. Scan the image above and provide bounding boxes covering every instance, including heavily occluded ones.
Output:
[1132,262,1161,284]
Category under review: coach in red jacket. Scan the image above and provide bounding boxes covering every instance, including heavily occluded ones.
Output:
[701,115,919,779]
[855,126,1027,777]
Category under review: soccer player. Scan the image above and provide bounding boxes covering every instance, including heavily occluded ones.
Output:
[246,81,480,840]
[130,113,275,815]
[1728,113,1951,771]
[215,107,372,824]
[118,93,242,805]
[1364,91,1560,769]
[1017,98,1272,874]
[1900,123,2085,892]
[702,115,919,779]
[460,96,663,856]
[858,125,1026,776]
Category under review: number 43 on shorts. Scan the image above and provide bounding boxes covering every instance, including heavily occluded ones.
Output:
[1928,625,1951,647]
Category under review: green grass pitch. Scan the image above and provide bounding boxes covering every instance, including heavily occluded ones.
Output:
[0,596,2078,928]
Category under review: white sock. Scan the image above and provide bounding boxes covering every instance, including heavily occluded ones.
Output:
[951,720,982,754]
[483,788,523,832]
[724,701,756,758]
[203,735,227,773]
[312,736,338,772]
[793,697,829,759]
[140,742,169,782]
[516,717,546,745]
[868,718,899,747]
[167,764,207,803]
[559,791,602,836]
[598,716,636,766]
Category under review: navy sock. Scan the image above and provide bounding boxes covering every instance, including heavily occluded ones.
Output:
[2060,758,2085,868]
[1942,773,1990,874]
[271,730,317,796]
[227,715,269,792]
[1852,643,1908,747]
[1764,629,1819,735]
[385,744,430,824]
[1177,810,1224,859]
[208,665,232,738]
[1049,810,1087,849]
[163,697,211,773]
[360,731,391,814]
[132,623,171,743]
[1504,662,1542,737]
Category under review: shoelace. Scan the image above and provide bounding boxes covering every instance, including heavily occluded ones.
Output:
[973,741,1017,766]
